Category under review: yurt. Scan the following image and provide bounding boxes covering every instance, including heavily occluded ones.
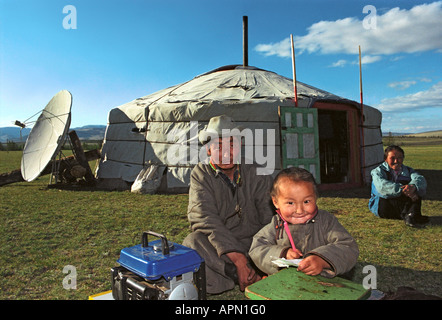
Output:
[95,65,383,192]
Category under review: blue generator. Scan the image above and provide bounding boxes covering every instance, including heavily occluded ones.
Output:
[111,231,206,300]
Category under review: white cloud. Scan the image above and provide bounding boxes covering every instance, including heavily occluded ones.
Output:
[376,81,442,112]
[255,38,291,58]
[360,55,382,64]
[330,59,348,67]
[329,54,381,68]
[388,81,417,90]
[390,56,404,62]
[255,2,442,57]
[382,113,442,133]
[388,78,434,90]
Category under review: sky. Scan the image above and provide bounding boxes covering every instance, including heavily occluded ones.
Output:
[0,0,441,133]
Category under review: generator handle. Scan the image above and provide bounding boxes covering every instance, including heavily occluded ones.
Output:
[142,231,170,255]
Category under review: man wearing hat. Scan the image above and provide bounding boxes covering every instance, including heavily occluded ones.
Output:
[183,115,274,294]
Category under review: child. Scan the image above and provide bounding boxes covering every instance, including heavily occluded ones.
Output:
[369,145,428,228]
[249,167,359,278]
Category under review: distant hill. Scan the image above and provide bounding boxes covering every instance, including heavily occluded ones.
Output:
[0,127,31,143]
[72,125,107,141]
[382,130,442,137]
[406,130,442,137]
[382,132,413,136]
[0,125,106,143]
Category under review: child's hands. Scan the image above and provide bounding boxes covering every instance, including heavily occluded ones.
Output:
[286,248,303,259]
[297,255,331,276]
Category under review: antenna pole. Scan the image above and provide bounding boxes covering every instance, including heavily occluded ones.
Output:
[359,45,363,109]
[243,16,248,67]
[291,34,298,107]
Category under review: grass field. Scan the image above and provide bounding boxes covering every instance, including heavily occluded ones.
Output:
[0,141,441,300]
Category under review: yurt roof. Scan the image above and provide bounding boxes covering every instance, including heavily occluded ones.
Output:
[132,65,350,107]
[108,65,377,127]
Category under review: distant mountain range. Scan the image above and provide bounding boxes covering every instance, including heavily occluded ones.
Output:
[382,132,413,136]
[0,125,106,143]
[382,130,442,137]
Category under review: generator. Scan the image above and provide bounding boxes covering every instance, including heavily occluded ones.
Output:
[111,231,206,300]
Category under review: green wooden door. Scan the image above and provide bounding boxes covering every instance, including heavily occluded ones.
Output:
[279,106,321,183]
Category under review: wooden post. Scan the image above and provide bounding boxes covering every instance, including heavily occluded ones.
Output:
[291,34,298,107]
[359,45,363,110]
[243,16,248,67]
[68,130,95,183]
[359,45,366,183]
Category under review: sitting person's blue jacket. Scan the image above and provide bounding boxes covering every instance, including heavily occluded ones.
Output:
[369,162,427,216]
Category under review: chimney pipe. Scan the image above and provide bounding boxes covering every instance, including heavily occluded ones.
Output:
[243,16,248,67]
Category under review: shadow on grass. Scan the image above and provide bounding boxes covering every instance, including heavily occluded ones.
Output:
[417,169,442,201]
[428,216,442,226]
[350,262,442,299]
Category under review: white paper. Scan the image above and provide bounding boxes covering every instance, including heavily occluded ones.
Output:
[271,257,303,268]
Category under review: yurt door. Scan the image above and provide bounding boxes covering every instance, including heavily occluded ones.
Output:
[279,106,321,183]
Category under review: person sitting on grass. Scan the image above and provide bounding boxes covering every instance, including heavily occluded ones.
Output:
[249,167,359,278]
[369,145,428,228]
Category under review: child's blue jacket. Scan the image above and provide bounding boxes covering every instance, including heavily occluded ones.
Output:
[368,162,427,216]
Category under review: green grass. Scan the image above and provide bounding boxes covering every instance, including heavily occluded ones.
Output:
[0,140,441,300]
[383,135,442,147]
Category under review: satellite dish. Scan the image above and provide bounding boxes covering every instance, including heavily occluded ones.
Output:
[21,90,72,182]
